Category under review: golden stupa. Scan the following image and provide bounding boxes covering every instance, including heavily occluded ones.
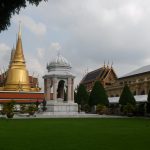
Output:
[0,24,43,104]
[3,24,39,92]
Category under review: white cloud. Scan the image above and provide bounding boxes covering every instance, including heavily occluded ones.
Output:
[26,56,46,90]
[5,0,150,86]
[49,42,61,51]
[0,43,10,52]
[37,48,45,58]
[14,15,47,36]
[118,2,144,24]
[0,43,10,70]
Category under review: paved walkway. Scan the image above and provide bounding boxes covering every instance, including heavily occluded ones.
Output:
[0,113,128,119]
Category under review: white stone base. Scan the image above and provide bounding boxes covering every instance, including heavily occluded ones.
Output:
[43,100,78,115]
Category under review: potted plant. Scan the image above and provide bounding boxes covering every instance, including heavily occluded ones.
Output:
[123,103,135,117]
[20,104,27,114]
[1,103,7,115]
[2,100,16,118]
[27,104,37,116]
[96,104,106,115]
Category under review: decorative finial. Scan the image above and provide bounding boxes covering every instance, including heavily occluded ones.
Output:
[107,60,109,68]
[13,44,15,50]
[57,50,60,57]
[18,21,22,39]
[111,61,113,68]
[104,60,106,68]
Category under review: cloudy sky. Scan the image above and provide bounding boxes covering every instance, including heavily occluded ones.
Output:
[1,0,150,89]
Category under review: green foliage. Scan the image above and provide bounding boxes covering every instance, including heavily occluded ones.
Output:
[137,103,145,116]
[2,100,16,118]
[123,103,136,115]
[119,85,136,105]
[83,104,91,113]
[146,103,150,114]
[76,84,89,110]
[89,81,109,106]
[74,87,78,103]
[27,104,37,115]
[2,100,16,113]
[20,104,27,114]
[96,104,106,115]
[42,100,47,112]
[0,0,47,32]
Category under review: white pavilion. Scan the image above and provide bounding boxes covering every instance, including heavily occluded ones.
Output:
[43,53,78,114]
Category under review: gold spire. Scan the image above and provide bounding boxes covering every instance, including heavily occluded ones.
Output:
[4,24,31,91]
[13,22,25,63]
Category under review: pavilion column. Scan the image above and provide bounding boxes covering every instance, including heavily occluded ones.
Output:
[46,79,51,101]
[67,78,72,102]
[53,78,58,100]
[49,79,52,100]
[71,79,74,102]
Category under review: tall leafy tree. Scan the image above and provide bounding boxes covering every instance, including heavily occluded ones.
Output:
[89,81,109,106]
[0,0,47,32]
[119,85,136,105]
[76,84,89,109]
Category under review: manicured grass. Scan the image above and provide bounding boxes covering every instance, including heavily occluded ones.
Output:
[0,118,150,150]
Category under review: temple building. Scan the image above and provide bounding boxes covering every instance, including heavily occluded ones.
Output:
[43,53,78,114]
[0,25,44,103]
[80,64,150,97]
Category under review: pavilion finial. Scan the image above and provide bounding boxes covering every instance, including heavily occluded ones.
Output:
[57,50,60,57]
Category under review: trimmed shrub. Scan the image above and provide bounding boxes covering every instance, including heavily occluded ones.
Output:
[119,85,136,105]
[76,84,89,111]
[89,81,109,106]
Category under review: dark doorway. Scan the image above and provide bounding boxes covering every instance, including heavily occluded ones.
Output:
[57,80,65,99]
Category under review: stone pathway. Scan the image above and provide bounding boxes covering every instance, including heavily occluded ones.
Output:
[0,113,128,119]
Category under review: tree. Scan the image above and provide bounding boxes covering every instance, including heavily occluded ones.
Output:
[119,85,136,105]
[89,81,109,106]
[147,90,150,103]
[76,84,89,110]
[146,90,150,113]
[0,0,47,32]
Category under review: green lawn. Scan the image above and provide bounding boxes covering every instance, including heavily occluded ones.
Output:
[0,118,150,150]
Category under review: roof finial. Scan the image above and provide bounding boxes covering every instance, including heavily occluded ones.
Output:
[107,60,109,68]
[18,21,22,39]
[103,60,106,68]
[111,61,113,69]
[12,44,15,50]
